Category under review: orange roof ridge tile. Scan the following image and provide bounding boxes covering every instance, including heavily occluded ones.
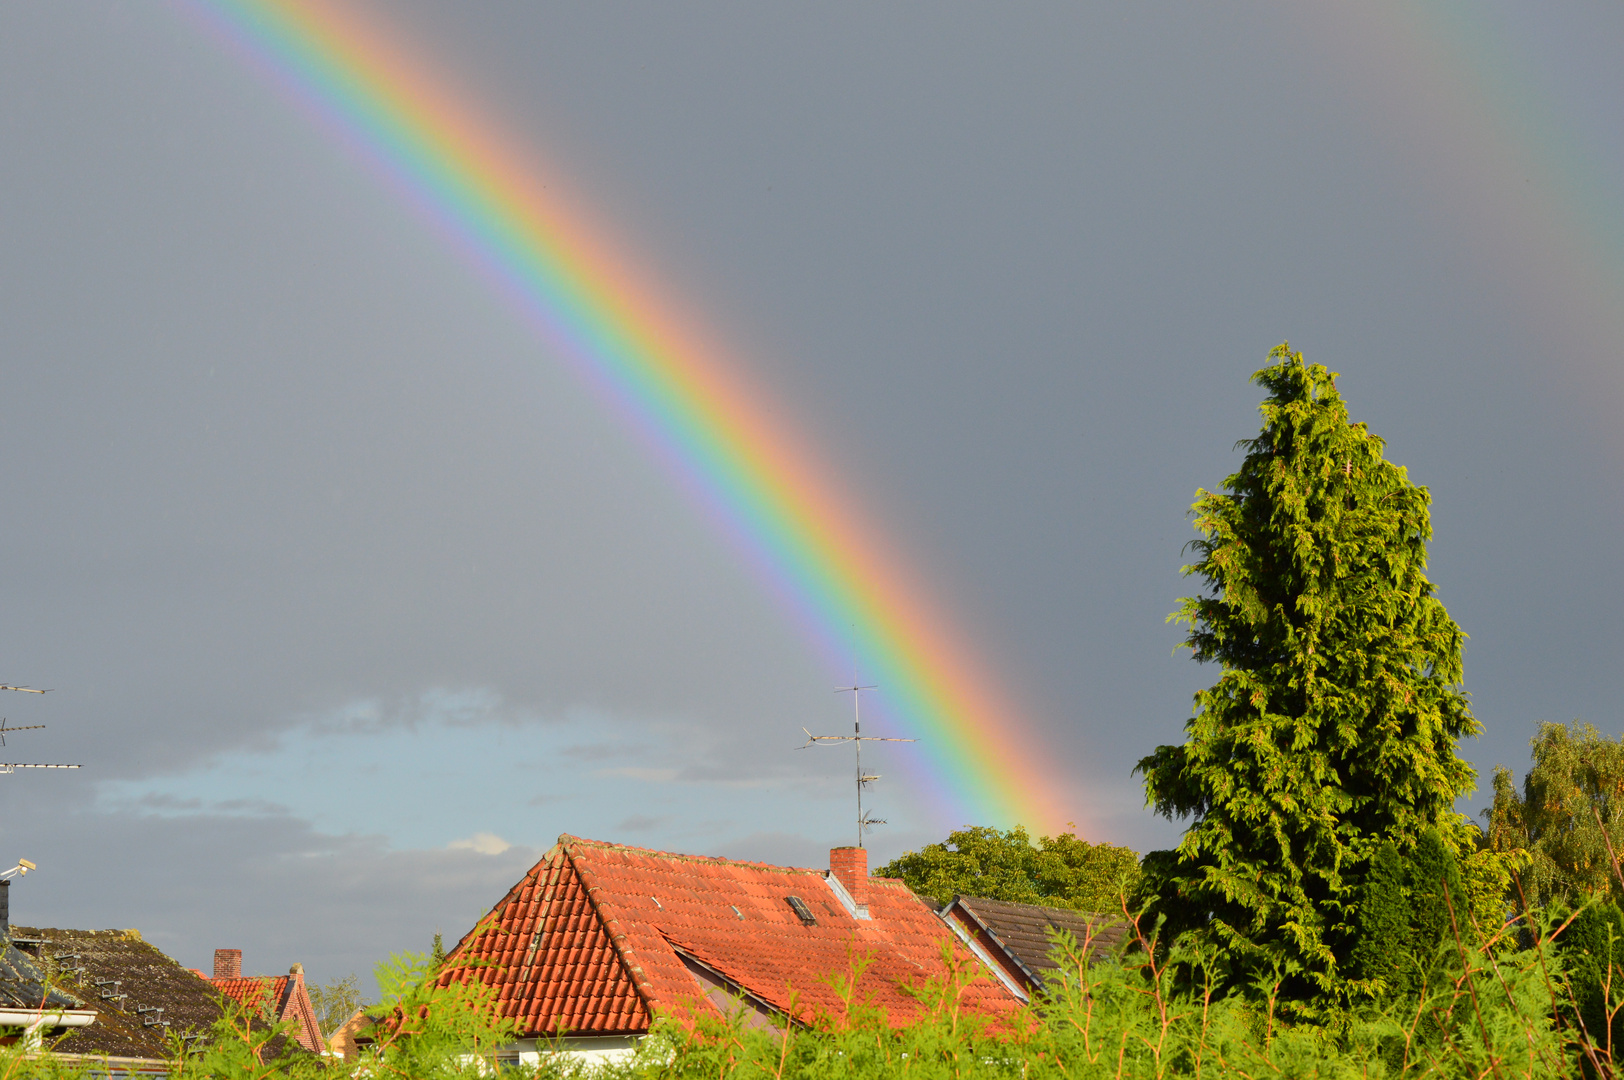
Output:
[557,834,823,875]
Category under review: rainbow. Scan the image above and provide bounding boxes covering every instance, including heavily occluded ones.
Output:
[178,0,1070,831]
[1297,5,1624,414]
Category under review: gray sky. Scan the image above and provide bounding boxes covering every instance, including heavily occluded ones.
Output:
[0,2,1621,991]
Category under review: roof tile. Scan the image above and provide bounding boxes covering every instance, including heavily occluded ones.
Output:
[443,836,1020,1037]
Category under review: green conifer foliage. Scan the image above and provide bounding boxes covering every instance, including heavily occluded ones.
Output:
[1407,827,1471,990]
[1349,833,1472,1003]
[1557,900,1624,1051]
[1136,345,1479,1006]
[1350,841,1411,996]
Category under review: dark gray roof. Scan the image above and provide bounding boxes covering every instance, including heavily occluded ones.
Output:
[10,926,230,1060]
[0,934,82,1012]
[946,896,1129,984]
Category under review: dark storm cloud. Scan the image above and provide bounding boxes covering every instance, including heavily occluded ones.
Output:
[0,1,1619,988]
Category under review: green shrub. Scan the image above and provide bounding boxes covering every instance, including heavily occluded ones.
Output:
[11,904,1624,1078]
[548,905,1583,1079]
[1556,900,1624,1060]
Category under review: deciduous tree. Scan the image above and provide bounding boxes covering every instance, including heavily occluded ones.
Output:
[875,825,1140,912]
[308,973,366,1038]
[1487,721,1624,909]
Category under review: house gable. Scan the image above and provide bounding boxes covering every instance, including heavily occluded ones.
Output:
[445,836,1019,1038]
[207,951,325,1053]
[278,970,324,1054]
[450,844,652,1036]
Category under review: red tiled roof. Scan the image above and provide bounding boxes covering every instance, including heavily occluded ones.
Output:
[444,835,1020,1036]
[209,973,324,1052]
[211,974,289,1010]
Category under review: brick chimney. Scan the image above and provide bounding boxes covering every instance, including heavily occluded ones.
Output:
[214,948,243,979]
[830,846,868,911]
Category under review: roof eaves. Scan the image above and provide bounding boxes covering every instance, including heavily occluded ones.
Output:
[942,898,1038,999]
[940,920,1029,1005]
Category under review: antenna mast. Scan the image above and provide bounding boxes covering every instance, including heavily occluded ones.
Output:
[0,684,80,774]
[799,685,917,848]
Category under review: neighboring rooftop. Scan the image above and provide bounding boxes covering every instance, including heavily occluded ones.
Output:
[327,1006,379,1063]
[205,949,324,1053]
[10,926,226,1060]
[938,896,1130,1001]
[0,938,81,1014]
[442,835,1020,1039]
[0,878,81,1017]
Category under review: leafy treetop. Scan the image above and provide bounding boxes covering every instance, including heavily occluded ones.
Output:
[874,825,1141,913]
[1487,721,1624,910]
[308,973,367,1040]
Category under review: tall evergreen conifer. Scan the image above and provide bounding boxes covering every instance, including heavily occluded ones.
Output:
[1136,345,1479,1006]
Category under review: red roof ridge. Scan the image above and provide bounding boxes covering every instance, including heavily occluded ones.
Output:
[563,844,658,1014]
[557,834,825,875]
[453,843,563,954]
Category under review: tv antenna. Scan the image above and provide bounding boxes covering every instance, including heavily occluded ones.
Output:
[799,685,917,848]
[0,683,80,774]
[0,721,46,747]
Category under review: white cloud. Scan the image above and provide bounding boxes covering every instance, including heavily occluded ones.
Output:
[448,832,512,855]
